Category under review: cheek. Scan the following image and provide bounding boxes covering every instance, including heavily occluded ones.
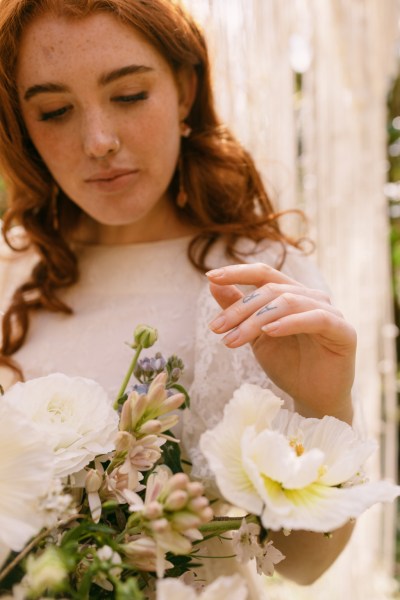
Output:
[26,125,77,172]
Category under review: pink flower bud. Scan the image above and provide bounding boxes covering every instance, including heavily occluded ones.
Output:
[163,472,190,496]
[85,469,102,493]
[151,518,169,533]
[156,393,185,416]
[143,501,163,520]
[139,419,162,435]
[187,496,209,512]
[171,511,202,531]
[199,507,214,523]
[186,481,204,497]
[164,490,188,511]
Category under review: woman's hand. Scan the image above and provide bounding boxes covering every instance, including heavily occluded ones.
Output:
[206,263,356,424]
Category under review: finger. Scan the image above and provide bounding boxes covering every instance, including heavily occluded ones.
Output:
[261,310,357,351]
[209,282,243,310]
[206,262,304,288]
[221,295,343,348]
[209,285,337,334]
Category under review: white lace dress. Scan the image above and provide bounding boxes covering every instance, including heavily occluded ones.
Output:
[0,232,388,599]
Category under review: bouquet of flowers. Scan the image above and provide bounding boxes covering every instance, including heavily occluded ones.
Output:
[0,325,398,600]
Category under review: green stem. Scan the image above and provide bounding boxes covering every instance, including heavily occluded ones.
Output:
[199,514,260,536]
[114,344,143,409]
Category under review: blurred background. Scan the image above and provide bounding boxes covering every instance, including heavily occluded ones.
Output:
[183,0,399,598]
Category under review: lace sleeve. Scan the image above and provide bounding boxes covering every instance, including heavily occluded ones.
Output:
[182,242,329,488]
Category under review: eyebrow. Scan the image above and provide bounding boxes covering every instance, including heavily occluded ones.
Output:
[23,64,154,101]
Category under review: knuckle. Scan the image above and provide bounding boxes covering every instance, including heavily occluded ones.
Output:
[280,292,297,308]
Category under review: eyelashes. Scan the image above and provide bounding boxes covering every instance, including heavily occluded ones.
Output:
[38,91,149,122]
[39,106,71,122]
[111,90,148,103]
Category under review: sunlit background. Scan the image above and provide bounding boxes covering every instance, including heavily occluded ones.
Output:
[182,1,400,598]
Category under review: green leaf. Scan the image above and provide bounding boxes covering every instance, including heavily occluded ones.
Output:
[161,435,183,473]
[115,577,144,600]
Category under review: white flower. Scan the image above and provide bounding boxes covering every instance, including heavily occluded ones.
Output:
[3,374,119,478]
[231,518,262,563]
[24,546,68,597]
[200,385,400,533]
[199,384,282,515]
[0,402,55,567]
[255,540,285,576]
[231,518,285,576]
[156,574,248,600]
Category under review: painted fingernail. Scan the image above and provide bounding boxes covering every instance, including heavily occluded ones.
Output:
[222,327,240,345]
[209,315,226,331]
[261,322,280,334]
[205,268,224,278]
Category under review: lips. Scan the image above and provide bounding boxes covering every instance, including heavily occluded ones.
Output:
[85,169,138,183]
[84,168,139,193]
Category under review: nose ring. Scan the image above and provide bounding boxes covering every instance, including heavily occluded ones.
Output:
[108,137,120,154]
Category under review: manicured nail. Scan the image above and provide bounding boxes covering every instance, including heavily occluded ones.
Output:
[222,327,240,345]
[261,322,280,334]
[205,268,224,278]
[209,315,226,331]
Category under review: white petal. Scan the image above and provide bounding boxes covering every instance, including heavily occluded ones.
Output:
[156,579,197,600]
[200,426,263,515]
[201,574,249,600]
[260,480,400,532]
[245,429,325,489]
[3,374,119,479]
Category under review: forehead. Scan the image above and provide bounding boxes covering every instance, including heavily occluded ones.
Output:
[16,12,170,84]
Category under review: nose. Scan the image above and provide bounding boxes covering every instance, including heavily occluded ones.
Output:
[82,111,120,159]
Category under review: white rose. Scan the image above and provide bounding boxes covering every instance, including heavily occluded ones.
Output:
[3,373,119,478]
[0,402,55,567]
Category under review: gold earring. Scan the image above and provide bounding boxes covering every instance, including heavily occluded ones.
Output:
[180,121,192,138]
[51,184,60,230]
[176,154,188,209]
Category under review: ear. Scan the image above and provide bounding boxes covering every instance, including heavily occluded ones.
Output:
[176,66,198,121]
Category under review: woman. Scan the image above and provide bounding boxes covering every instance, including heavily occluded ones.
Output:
[0,0,356,595]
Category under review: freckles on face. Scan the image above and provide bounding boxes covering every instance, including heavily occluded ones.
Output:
[15,13,187,229]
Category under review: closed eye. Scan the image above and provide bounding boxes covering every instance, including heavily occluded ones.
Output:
[39,105,71,122]
[112,91,148,103]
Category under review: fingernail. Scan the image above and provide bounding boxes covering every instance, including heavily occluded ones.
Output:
[209,315,226,331]
[261,322,280,334]
[222,327,240,345]
[205,268,224,278]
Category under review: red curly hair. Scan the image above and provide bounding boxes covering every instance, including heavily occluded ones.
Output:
[0,0,302,376]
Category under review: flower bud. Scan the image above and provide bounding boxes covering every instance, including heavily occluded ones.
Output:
[171,511,202,531]
[164,489,188,511]
[25,547,67,597]
[85,468,102,493]
[187,496,209,512]
[139,419,163,435]
[133,324,158,348]
[143,500,164,519]
[156,393,185,416]
[151,518,169,533]
[199,507,214,523]
[163,472,190,496]
[186,481,204,497]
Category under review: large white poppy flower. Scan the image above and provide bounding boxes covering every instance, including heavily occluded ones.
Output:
[200,385,400,532]
[3,374,119,478]
[199,384,282,515]
[0,402,55,567]
[156,574,248,600]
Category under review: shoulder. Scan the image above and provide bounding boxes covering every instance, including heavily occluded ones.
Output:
[0,224,38,309]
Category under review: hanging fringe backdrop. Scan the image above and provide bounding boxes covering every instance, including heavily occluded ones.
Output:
[185,0,400,598]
